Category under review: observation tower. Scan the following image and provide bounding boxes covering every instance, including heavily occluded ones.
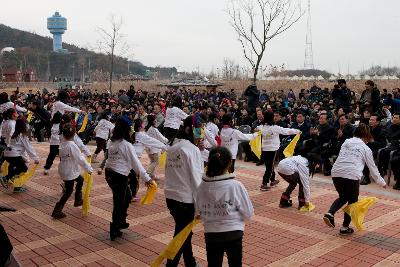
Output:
[47,11,68,53]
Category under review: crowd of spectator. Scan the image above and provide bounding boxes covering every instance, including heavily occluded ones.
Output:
[2,79,400,189]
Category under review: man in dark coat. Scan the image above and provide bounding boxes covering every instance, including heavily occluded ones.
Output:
[244,84,260,113]
[332,79,352,113]
[360,80,381,113]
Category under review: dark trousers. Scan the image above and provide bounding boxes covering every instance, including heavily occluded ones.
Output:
[328,177,359,227]
[57,176,84,207]
[163,127,178,142]
[0,224,13,267]
[393,154,400,182]
[166,198,196,267]
[229,159,236,173]
[44,145,59,170]
[105,169,132,228]
[278,172,305,202]
[94,137,107,155]
[4,156,27,181]
[262,151,277,185]
[128,169,139,197]
[206,237,243,267]
[379,147,399,172]
[242,142,258,162]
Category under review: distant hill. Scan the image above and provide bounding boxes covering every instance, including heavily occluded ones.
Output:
[0,24,177,81]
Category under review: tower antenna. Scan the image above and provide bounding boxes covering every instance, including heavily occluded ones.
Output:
[304,0,314,69]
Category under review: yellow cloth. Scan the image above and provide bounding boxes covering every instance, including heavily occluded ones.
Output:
[78,114,88,133]
[11,164,39,187]
[82,157,93,216]
[159,152,167,168]
[250,132,262,159]
[299,202,315,212]
[140,181,158,205]
[74,113,79,122]
[151,219,200,267]
[283,133,301,158]
[343,197,377,230]
[2,161,9,176]
[27,112,33,123]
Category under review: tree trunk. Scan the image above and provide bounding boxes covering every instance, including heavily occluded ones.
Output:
[109,54,114,95]
[252,68,258,83]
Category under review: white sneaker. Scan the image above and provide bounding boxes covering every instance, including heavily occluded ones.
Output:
[44,169,49,175]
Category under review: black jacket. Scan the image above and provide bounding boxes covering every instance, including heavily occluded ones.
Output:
[337,123,355,144]
[315,123,335,146]
[332,88,352,112]
[384,123,400,146]
[369,125,387,152]
[292,121,311,141]
[360,88,381,112]
[244,85,260,112]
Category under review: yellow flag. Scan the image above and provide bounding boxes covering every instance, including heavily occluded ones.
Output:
[159,152,167,168]
[2,161,9,176]
[151,219,200,267]
[283,133,301,158]
[82,157,93,216]
[249,132,262,159]
[27,112,33,123]
[78,114,88,133]
[299,202,315,212]
[343,197,377,230]
[140,181,158,205]
[11,164,39,187]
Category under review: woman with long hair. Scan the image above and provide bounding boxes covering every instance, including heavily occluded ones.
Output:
[257,111,300,191]
[163,96,189,141]
[164,116,203,267]
[50,90,82,118]
[324,123,386,235]
[104,117,153,240]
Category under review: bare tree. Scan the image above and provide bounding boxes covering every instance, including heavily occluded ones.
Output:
[228,0,303,83]
[97,14,129,95]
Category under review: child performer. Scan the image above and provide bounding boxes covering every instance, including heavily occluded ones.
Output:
[43,112,62,175]
[163,96,189,141]
[196,147,254,267]
[145,114,169,180]
[52,124,93,219]
[324,124,386,235]
[1,117,39,192]
[105,117,153,240]
[276,142,316,209]
[92,112,114,162]
[257,112,300,191]
[131,118,166,201]
[220,114,257,173]
[164,116,203,267]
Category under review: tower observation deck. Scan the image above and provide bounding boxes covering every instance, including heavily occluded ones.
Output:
[47,11,68,53]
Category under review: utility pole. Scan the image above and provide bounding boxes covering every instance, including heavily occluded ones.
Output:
[304,0,314,69]
[88,56,91,82]
[72,64,75,82]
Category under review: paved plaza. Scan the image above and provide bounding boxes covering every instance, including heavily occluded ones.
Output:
[2,143,400,267]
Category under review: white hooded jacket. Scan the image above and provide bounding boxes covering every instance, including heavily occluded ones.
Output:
[164,138,203,203]
[196,173,254,233]
[58,140,93,181]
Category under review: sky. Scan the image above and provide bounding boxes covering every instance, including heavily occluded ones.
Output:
[2,0,400,74]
